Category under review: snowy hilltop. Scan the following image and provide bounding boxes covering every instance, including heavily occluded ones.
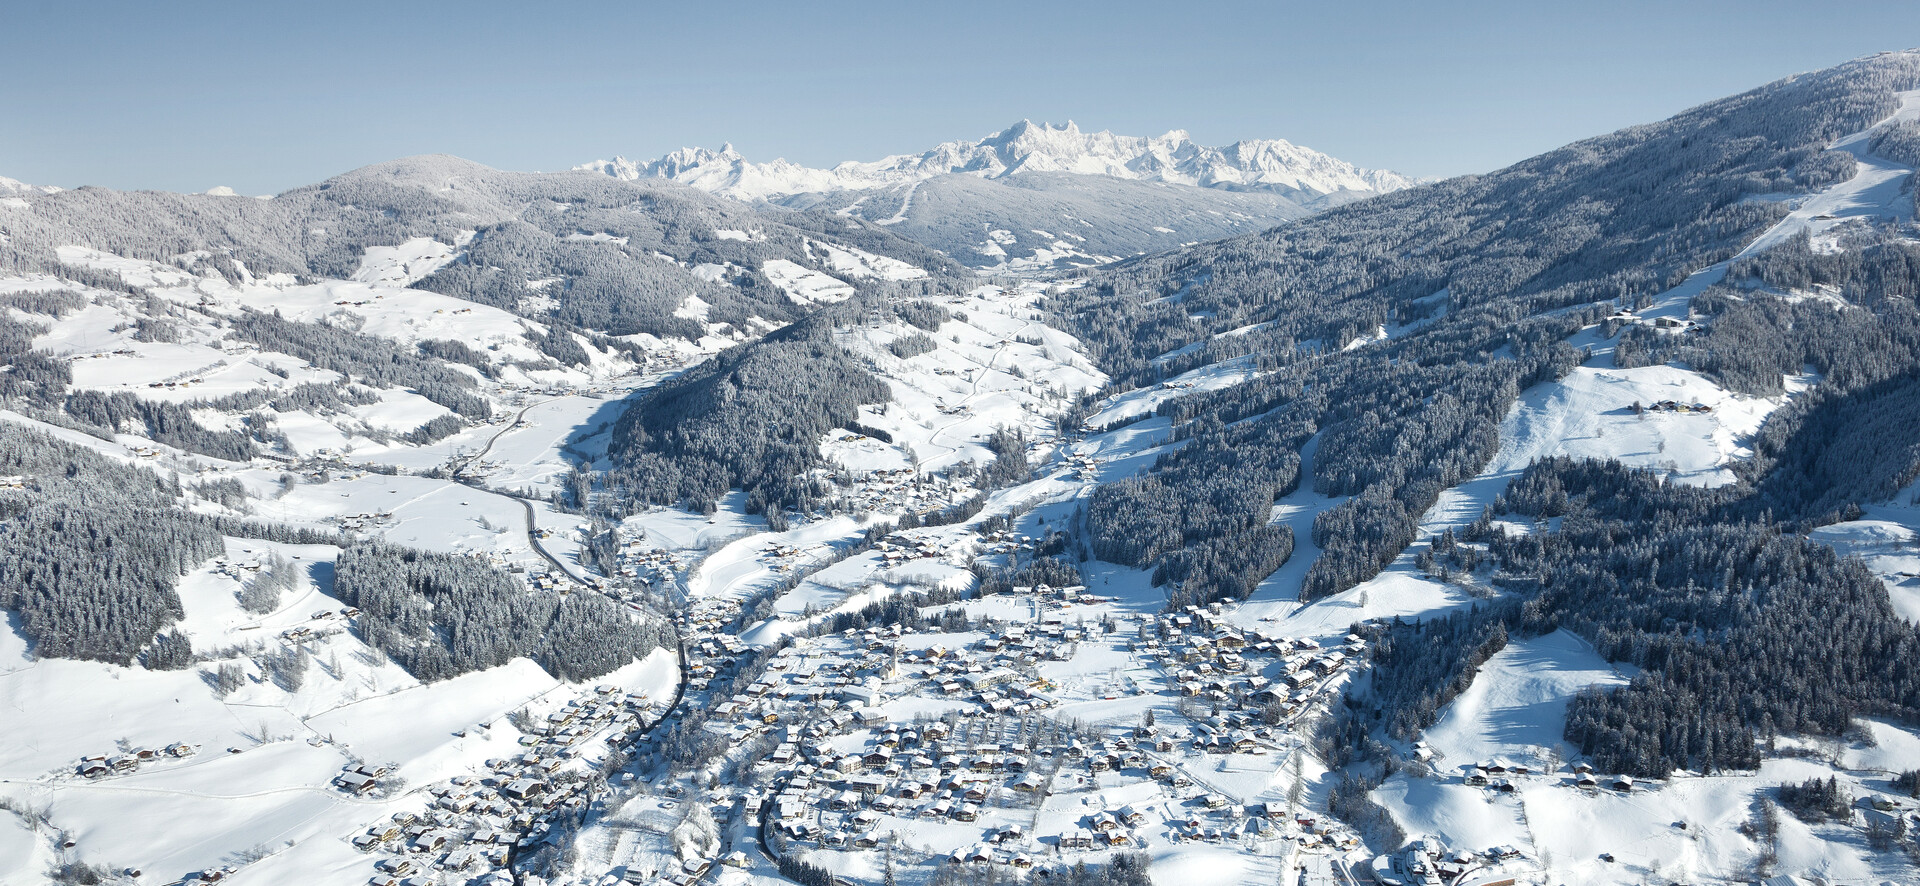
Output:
[578,119,1417,202]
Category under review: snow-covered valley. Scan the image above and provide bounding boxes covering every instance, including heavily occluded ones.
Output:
[6,45,1920,886]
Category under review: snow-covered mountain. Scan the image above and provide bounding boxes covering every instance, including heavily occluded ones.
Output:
[579,119,1417,202]
[579,121,1418,272]
[0,174,59,196]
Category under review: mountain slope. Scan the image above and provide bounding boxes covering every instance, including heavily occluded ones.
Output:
[1049,48,1920,861]
[778,171,1318,272]
[1,154,961,342]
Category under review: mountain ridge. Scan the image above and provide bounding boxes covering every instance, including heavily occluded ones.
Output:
[578,119,1418,201]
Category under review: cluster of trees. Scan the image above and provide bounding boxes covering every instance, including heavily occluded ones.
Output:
[1088,410,1309,606]
[417,338,494,375]
[0,424,224,665]
[1870,118,1920,168]
[1461,454,1920,777]
[605,308,890,515]
[1777,776,1853,822]
[1896,769,1920,797]
[1060,53,1920,607]
[331,543,666,682]
[0,286,89,317]
[224,310,490,419]
[1327,772,1409,851]
[886,330,937,358]
[1360,606,1515,746]
[977,427,1031,487]
[774,853,837,886]
[0,314,72,405]
[891,298,951,332]
[143,629,195,671]
[239,553,298,614]
[63,390,257,460]
[402,414,465,445]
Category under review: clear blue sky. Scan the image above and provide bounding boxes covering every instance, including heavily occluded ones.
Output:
[5,0,1918,194]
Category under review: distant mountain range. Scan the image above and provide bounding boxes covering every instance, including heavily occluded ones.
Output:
[578,121,1419,271]
[0,175,59,196]
[579,120,1416,201]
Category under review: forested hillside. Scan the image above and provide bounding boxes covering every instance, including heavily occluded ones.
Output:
[1050,51,1920,792]
[604,305,890,515]
[1061,52,1920,607]
[333,543,668,682]
[0,154,959,343]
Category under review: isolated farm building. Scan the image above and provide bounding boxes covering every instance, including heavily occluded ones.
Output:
[336,774,379,795]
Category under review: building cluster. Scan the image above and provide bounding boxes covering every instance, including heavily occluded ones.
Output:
[1635,399,1714,414]
[1608,308,1704,335]
[1370,836,1526,886]
[1147,607,1364,728]
[1452,757,1647,795]
[609,536,690,588]
[279,607,359,643]
[683,599,1374,880]
[331,511,394,534]
[872,530,972,569]
[756,540,825,574]
[145,376,208,390]
[824,466,974,517]
[349,683,664,884]
[74,743,196,780]
[1062,452,1100,481]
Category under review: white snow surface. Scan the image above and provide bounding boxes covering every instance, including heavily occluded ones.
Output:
[350,235,465,286]
[1738,88,1920,258]
[761,258,855,304]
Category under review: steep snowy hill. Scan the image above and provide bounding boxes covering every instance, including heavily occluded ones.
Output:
[578,121,1419,270]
